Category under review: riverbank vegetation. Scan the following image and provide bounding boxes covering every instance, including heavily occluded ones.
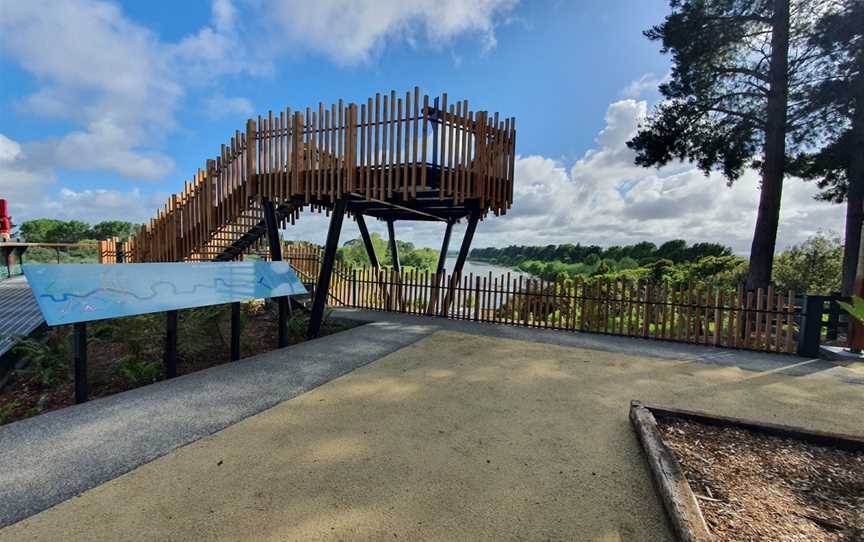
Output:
[470,234,842,295]
[336,233,439,271]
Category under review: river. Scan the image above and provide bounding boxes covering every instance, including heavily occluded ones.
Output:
[442,256,533,281]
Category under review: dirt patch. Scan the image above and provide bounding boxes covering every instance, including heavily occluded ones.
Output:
[0,303,356,426]
[658,417,864,541]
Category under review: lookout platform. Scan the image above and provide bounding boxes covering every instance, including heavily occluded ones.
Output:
[100,88,517,337]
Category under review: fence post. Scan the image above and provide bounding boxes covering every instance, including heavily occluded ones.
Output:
[474,276,481,321]
[352,268,357,307]
[797,295,825,358]
[825,292,841,341]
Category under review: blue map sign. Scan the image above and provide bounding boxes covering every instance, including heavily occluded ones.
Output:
[23,261,307,326]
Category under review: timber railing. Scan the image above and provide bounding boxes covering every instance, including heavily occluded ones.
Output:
[1,242,100,278]
[283,245,802,355]
[123,88,516,264]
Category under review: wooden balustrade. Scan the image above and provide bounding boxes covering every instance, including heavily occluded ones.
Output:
[283,244,800,354]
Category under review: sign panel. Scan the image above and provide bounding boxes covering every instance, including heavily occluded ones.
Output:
[24,261,307,326]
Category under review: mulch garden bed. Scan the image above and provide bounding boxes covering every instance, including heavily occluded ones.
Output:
[630,401,864,542]
[0,303,356,426]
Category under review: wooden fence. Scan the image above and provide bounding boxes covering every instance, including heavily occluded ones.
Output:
[284,244,800,354]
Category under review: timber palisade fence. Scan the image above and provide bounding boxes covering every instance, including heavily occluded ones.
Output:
[282,244,807,355]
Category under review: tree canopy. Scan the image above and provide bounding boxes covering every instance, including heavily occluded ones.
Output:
[627,0,834,290]
[337,233,440,271]
[787,1,863,294]
[16,219,140,243]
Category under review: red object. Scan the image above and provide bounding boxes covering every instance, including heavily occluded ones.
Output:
[0,199,11,238]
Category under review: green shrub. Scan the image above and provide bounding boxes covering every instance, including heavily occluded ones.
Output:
[0,401,19,425]
[12,329,70,387]
[118,358,163,387]
[179,306,226,354]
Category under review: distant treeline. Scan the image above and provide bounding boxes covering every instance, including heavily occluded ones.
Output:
[470,240,731,267]
[16,219,140,244]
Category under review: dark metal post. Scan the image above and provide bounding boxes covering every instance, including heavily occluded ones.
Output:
[262,199,283,261]
[308,198,347,338]
[73,322,88,403]
[386,220,400,273]
[3,247,13,278]
[441,211,480,314]
[355,213,380,269]
[453,211,480,275]
[264,198,290,346]
[826,293,840,341]
[278,297,289,348]
[116,241,126,263]
[55,248,61,264]
[436,219,454,275]
[164,310,178,378]
[231,302,241,361]
[797,295,825,358]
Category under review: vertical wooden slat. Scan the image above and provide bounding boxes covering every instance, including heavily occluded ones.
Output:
[755,287,764,349]
[419,91,427,194]
[785,290,795,353]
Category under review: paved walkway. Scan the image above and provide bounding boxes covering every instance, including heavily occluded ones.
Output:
[1,310,862,541]
[0,276,42,358]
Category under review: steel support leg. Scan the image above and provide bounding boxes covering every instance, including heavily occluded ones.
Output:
[73,322,88,403]
[355,213,380,269]
[426,219,455,315]
[264,198,290,346]
[386,220,400,273]
[164,310,178,378]
[442,211,480,314]
[308,199,347,338]
[231,302,242,360]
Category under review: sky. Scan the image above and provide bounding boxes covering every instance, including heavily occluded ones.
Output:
[0,0,844,254]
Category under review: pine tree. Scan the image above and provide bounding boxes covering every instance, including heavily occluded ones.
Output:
[627,0,831,290]
[788,0,863,295]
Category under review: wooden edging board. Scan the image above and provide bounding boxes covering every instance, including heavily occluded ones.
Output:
[635,401,864,452]
[629,401,713,542]
[629,400,864,542]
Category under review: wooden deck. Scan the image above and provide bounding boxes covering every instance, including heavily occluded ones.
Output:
[0,277,43,358]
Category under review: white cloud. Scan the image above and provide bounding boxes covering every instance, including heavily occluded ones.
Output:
[619,72,668,99]
[468,100,843,253]
[0,134,56,210]
[39,187,168,225]
[261,0,518,64]
[205,94,255,119]
[0,0,181,180]
[0,0,514,189]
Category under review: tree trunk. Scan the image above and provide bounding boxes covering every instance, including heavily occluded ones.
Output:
[842,83,864,296]
[841,168,863,297]
[746,0,790,292]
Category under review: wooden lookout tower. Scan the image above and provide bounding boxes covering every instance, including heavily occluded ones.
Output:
[121,88,516,337]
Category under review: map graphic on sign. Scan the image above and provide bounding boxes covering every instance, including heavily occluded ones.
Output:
[24,261,307,326]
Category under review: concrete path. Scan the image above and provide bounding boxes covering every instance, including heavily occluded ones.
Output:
[1,310,862,541]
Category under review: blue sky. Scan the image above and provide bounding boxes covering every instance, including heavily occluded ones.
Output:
[0,0,841,252]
